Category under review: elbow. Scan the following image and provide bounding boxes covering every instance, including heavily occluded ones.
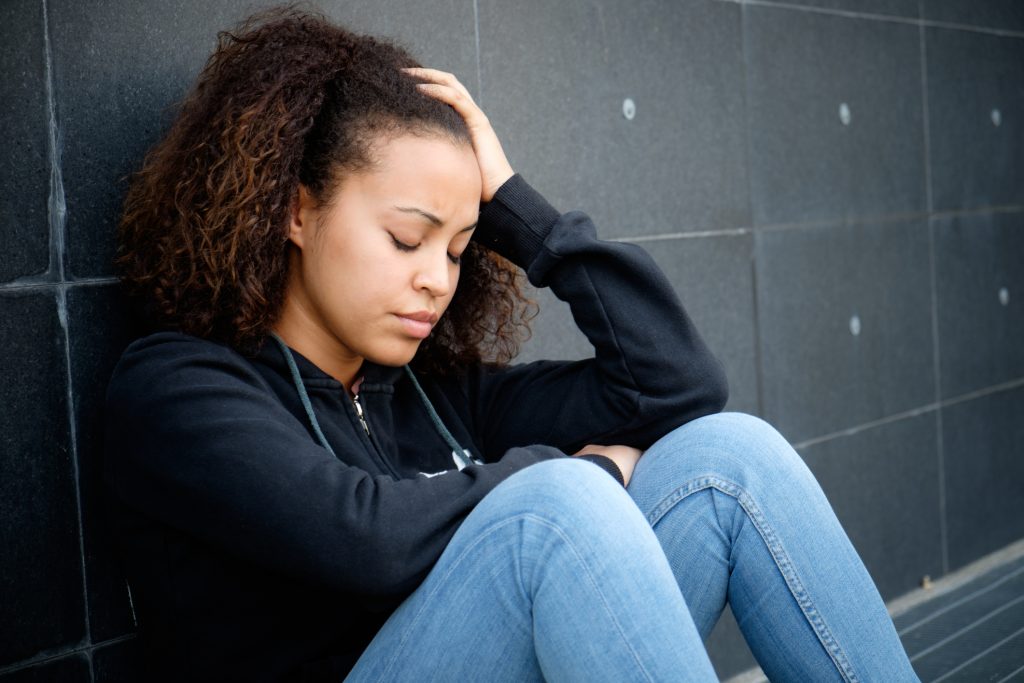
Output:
[705,359,729,414]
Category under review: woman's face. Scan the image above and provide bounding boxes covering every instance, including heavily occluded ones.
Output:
[284,132,482,377]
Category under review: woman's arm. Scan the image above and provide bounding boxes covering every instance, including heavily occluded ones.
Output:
[409,68,728,459]
[103,334,567,603]
[466,177,729,457]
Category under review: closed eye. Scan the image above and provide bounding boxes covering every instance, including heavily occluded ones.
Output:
[389,233,419,252]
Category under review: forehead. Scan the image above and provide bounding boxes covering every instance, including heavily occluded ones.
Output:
[341,132,481,219]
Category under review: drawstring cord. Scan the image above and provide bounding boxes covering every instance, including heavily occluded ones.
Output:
[269,333,474,468]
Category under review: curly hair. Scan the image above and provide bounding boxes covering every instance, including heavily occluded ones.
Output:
[117,5,535,371]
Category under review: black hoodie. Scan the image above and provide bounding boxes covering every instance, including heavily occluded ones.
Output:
[102,174,728,681]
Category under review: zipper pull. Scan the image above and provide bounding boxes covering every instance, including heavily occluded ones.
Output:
[352,393,370,435]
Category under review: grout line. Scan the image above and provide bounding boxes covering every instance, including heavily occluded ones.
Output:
[793,402,939,449]
[42,0,94,672]
[472,0,483,106]
[738,1,766,419]
[602,204,1024,244]
[613,227,752,242]
[930,624,1024,681]
[714,0,1024,39]
[0,634,137,676]
[920,16,948,571]
[907,593,1024,661]
[898,564,1024,637]
[0,277,120,292]
[996,661,1024,683]
[792,375,1024,450]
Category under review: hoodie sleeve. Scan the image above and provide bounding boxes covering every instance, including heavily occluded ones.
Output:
[103,334,573,603]
[468,174,728,459]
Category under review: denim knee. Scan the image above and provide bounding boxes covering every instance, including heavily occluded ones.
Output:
[630,412,819,510]
[473,457,649,540]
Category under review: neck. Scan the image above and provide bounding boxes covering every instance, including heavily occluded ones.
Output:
[274,271,363,394]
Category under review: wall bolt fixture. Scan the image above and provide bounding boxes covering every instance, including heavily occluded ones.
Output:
[992,108,1002,127]
[622,98,636,121]
[999,287,1009,306]
[839,102,852,126]
[849,314,861,336]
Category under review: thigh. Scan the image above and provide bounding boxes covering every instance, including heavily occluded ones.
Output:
[346,458,718,683]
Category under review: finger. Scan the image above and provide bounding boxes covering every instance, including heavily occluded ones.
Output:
[414,83,487,125]
[402,67,473,100]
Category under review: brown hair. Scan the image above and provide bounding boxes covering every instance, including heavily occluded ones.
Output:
[116,5,534,371]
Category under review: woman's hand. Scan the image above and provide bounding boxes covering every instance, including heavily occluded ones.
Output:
[402,67,514,202]
[573,445,643,486]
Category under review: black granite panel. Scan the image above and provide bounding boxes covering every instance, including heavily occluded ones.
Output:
[756,219,935,444]
[934,212,1024,398]
[479,0,750,237]
[706,605,758,680]
[50,0,478,278]
[66,285,143,641]
[798,413,943,600]
[92,637,143,683]
[926,27,1024,212]
[516,234,759,415]
[0,654,89,683]
[745,5,926,226]
[943,386,1024,571]
[750,0,919,18]
[645,235,760,416]
[0,0,50,283]
[0,291,82,663]
[923,0,1024,32]
[515,285,592,365]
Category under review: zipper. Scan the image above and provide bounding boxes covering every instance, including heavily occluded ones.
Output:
[351,392,370,435]
[348,389,401,480]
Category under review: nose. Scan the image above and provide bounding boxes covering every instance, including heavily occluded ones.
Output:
[412,248,453,298]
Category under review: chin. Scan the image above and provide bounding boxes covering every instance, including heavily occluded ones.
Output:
[364,341,421,367]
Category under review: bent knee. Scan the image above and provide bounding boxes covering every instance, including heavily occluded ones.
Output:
[482,457,640,527]
[639,412,813,489]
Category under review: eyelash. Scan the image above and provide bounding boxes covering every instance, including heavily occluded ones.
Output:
[390,234,461,265]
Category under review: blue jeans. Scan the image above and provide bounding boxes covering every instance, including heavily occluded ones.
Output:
[345,413,919,682]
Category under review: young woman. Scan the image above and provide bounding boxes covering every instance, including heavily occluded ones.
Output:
[104,7,920,682]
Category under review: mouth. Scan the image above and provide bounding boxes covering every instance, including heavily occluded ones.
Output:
[394,311,438,339]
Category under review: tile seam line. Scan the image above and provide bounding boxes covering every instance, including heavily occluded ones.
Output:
[906,592,1024,662]
[918,14,947,574]
[717,0,1024,38]
[897,563,1024,636]
[606,204,1024,243]
[929,623,1024,682]
[738,0,768,422]
[0,634,137,676]
[42,0,95,668]
[472,0,482,106]
[791,375,1024,449]
[0,277,121,291]
[996,662,1024,683]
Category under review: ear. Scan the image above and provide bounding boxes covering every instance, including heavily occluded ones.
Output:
[288,184,317,249]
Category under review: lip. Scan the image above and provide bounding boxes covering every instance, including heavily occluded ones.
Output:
[394,311,438,339]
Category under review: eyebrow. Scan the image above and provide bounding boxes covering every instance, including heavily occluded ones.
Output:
[393,206,477,232]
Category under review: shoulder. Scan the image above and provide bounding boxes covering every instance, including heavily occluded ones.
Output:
[106,331,266,410]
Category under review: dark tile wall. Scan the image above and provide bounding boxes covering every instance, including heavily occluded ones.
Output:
[0,0,1020,680]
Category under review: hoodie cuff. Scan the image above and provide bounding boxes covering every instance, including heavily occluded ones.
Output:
[474,174,561,268]
[574,454,626,487]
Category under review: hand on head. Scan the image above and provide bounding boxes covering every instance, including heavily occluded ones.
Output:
[403,67,515,202]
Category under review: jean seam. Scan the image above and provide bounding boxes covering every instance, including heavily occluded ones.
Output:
[368,512,656,683]
[645,476,860,683]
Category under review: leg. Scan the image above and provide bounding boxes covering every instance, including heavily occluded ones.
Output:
[346,458,718,683]
[626,412,920,683]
